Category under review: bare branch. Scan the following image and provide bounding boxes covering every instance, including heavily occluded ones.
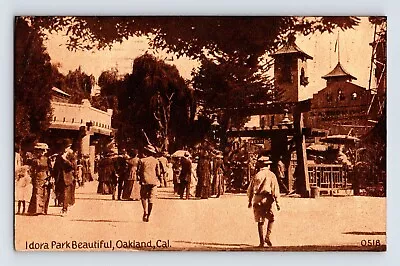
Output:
[153,112,163,129]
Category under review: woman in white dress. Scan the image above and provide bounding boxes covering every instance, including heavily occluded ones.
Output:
[15,165,32,214]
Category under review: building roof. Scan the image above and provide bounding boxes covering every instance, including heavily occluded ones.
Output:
[271,40,313,60]
[51,87,71,97]
[322,62,357,81]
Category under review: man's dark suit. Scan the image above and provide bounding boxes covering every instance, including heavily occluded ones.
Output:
[179,157,192,199]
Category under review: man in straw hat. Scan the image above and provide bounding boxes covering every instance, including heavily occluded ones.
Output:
[247,155,281,247]
[138,144,160,222]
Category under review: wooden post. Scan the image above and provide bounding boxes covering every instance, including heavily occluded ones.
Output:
[293,108,310,197]
[330,166,334,196]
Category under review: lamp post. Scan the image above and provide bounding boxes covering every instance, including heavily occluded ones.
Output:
[210,115,221,146]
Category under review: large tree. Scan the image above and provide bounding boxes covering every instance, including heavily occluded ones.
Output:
[91,68,127,148]
[119,54,195,151]
[15,17,54,148]
[192,56,281,130]
[50,64,95,104]
[92,68,125,112]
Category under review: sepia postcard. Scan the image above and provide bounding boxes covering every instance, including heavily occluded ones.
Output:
[14,16,386,251]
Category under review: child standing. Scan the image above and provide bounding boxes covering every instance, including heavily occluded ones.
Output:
[15,165,32,215]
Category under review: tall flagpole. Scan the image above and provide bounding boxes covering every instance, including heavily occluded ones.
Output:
[337,31,340,63]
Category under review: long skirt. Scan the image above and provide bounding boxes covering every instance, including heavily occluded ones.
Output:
[70,182,76,206]
[122,180,134,200]
[60,184,75,211]
[27,184,49,215]
[97,181,113,194]
[130,181,141,200]
[212,172,224,196]
[196,185,210,199]
[83,172,93,182]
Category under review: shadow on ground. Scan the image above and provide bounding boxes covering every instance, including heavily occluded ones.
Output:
[123,240,386,251]
[71,219,131,223]
[343,231,386,236]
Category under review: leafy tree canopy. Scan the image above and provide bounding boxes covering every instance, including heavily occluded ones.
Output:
[31,16,360,68]
[15,17,54,147]
[51,66,95,104]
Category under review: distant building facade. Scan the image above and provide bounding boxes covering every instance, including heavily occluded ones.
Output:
[45,88,114,174]
[305,62,373,136]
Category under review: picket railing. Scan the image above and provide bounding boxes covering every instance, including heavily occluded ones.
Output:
[308,164,351,195]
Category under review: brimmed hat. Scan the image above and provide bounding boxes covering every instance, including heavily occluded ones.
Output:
[144,144,157,154]
[257,156,272,164]
[34,143,49,150]
[62,138,73,149]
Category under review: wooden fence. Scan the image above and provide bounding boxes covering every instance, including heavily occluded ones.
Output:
[308,164,352,195]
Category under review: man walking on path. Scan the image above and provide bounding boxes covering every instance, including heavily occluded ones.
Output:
[116,149,130,200]
[179,152,192,199]
[247,156,281,247]
[138,144,159,222]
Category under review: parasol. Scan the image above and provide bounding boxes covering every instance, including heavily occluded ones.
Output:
[320,135,360,145]
[307,144,329,152]
[172,150,191,158]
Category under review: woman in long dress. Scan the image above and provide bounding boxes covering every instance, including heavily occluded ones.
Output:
[190,158,198,197]
[27,143,50,215]
[212,155,225,197]
[122,149,140,200]
[97,154,113,195]
[196,151,212,199]
[165,157,174,185]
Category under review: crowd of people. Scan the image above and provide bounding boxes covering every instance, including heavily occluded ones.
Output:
[93,144,227,202]
[15,138,284,246]
[15,139,92,216]
[14,137,289,215]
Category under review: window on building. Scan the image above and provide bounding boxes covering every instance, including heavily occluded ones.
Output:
[351,92,357,100]
[300,67,309,86]
[338,89,345,101]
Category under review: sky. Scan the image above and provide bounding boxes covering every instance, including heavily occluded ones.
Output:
[44,17,376,100]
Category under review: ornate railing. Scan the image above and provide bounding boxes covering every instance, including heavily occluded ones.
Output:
[308,164,351,195]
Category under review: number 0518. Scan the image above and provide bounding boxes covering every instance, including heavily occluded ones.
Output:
[361,240,381,246]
